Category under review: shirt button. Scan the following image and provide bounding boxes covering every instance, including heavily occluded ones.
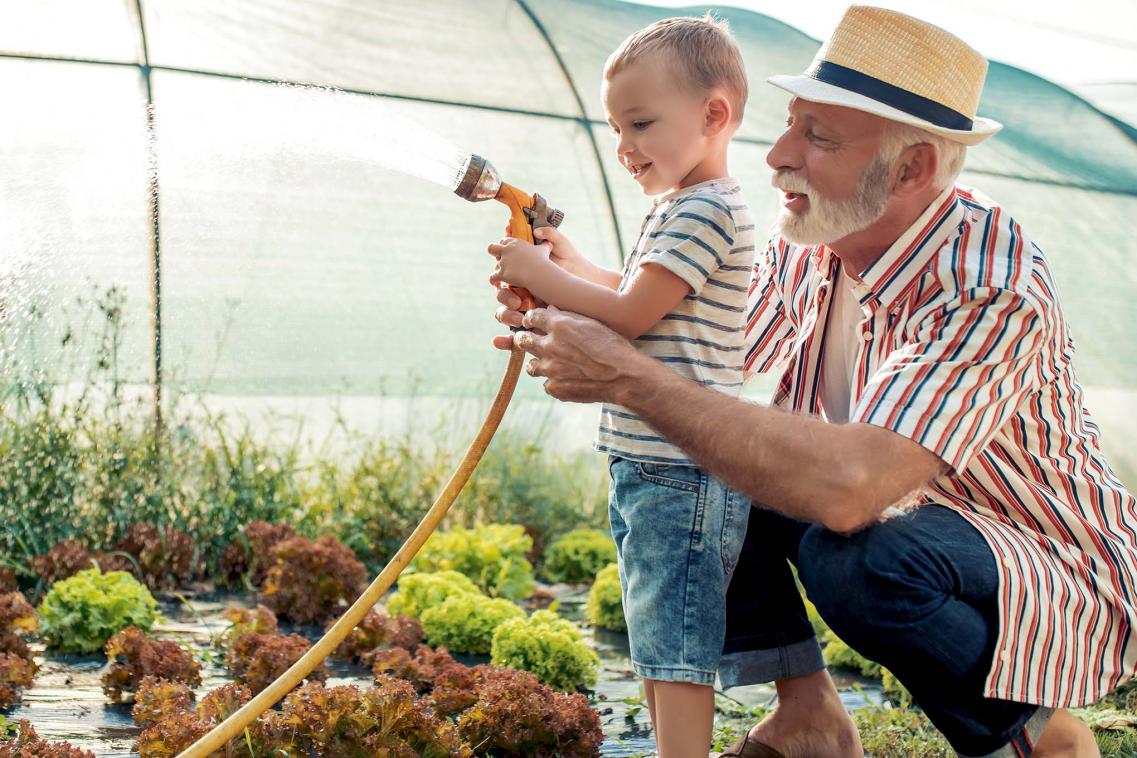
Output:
[1002,557,1014,568]
[861,331,873,342]
[1000,651,1011,662]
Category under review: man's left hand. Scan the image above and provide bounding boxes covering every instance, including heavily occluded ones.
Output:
[512,307,645,404]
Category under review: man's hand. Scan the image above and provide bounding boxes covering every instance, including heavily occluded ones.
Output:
[515,307,644,404]
[490,287,645,404]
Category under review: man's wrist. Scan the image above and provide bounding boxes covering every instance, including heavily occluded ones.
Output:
[610,348,666,409]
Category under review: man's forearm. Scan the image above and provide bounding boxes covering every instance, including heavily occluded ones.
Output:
[615,357,940,531]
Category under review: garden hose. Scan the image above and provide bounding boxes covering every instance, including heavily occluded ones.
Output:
[178,156,562,757]
[178,347,524,756]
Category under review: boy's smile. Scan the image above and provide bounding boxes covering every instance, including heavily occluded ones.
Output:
[602,55,718,196]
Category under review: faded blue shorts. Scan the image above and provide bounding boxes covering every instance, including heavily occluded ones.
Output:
[608,456,751,685]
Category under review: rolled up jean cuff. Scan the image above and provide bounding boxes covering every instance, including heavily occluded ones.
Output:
[718,636,826,689]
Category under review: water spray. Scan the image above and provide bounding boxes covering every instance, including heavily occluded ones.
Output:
[178,156,563,757]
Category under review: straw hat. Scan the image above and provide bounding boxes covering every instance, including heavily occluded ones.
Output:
[769,6,1002,145]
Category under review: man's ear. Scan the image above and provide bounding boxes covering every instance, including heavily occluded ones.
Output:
[704,92,733,136]
[893,142,938,196]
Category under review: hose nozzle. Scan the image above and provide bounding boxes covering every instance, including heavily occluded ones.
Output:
[453,154,502,203]
[453,153,564,315]
[453,154,564,232]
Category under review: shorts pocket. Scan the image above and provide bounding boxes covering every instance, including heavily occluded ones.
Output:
[635,461,701,493]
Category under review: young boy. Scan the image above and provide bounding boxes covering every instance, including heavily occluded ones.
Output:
[488,15,754,758]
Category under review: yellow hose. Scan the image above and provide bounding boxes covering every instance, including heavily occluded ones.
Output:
[177,346,526,757]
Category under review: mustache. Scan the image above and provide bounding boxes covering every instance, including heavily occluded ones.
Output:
[771,170,812,195]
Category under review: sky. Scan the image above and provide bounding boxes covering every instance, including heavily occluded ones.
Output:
[627,0,1137,122]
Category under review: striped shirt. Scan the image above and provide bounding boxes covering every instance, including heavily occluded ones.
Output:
[745,184,1137,708]
[597,177,756,464]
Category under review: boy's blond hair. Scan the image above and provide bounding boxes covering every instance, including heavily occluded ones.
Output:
[605,13,749,123]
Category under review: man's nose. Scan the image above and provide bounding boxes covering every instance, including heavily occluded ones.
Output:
[766,129,802,173]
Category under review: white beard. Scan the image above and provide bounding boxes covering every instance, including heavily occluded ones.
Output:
[773,158,893,246]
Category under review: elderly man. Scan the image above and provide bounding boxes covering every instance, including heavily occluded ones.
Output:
[492,6,1133,758]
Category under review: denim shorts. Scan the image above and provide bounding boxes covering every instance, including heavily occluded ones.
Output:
[608,455,750,685]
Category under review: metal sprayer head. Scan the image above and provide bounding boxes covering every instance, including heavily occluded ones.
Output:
[453,154,502,203]
[452,154,565,230]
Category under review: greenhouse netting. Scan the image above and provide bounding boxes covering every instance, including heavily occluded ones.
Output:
[1,0,1134,483]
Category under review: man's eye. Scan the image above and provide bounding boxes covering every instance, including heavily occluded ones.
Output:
[806,129,831,144]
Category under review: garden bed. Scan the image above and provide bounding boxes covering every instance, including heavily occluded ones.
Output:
[4,585,883,757]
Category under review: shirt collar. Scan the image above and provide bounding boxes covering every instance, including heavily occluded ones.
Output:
[810,185,965,311]
[653,176,738,206]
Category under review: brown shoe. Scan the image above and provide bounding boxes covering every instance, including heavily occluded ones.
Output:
[715,731,788,758]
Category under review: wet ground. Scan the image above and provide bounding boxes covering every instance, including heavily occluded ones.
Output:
[5,586,882,756]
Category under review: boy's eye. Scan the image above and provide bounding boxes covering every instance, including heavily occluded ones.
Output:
[633,120,653,130]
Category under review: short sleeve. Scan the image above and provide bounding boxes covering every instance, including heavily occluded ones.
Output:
[853,287,1047,472]
[639,193,735,296]
[743,236,797,377]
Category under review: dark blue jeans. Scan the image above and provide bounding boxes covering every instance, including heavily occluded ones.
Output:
[722,504,1051,757]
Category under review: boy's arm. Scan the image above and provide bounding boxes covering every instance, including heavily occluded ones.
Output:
[489,240,687,340]
[533,227,622,289]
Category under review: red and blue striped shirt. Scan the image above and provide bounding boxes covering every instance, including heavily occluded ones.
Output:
[744,184,1137,707]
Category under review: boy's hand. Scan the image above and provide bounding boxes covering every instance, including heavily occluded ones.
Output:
[533,227,584,272]
[487,237,554,290]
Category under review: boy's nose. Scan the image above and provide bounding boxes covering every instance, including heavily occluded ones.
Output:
[617,131,635,157]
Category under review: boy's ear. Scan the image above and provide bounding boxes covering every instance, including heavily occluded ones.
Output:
[703,91,732,136]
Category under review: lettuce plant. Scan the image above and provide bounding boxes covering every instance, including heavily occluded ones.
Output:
[131,676,194,729]
[29,540,93,588]
[101,626,202,702]
[134,683,253,758]
[584,563,625,632]
[455,665,603,757]
[225,632,327,694]
[135,678,473,758]
[330,608,422,662]
[0,720,95,758]
[275,678,472,757]
[0,654,36,711]
[412,524,535,600]
[540,528,616,584]
[490,610,599,691]
[219,520,297,587]
[369,643,469,694]
[420,594,525,655]
[0,592,37,709]
[37,568,159,653]
[112,524,197,591]
[0,592,37,660]
[259,534,367,624]
[384,570,482,618]
[216,603,277,650]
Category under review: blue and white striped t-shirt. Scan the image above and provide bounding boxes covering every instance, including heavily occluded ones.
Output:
[595,177,755,464]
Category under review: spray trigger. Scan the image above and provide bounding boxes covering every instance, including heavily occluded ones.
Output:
[524,193,565,231]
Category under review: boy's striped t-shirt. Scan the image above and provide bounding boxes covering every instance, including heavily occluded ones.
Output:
[595,177,755,465]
